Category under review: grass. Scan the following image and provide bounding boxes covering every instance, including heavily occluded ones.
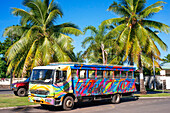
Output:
[146,88,170,92]
[0,94,37,108]
[134,93,170,97]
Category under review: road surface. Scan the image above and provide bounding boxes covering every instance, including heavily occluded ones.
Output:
[0,98,170,113]
[0,89,13,94]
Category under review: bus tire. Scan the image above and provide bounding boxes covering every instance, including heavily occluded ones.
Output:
[62,96,74,110]
[17,88,26,97]
[111,94,121,104]
[14,91,18,96]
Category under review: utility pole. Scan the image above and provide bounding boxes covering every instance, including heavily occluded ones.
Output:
[10,36,14,89]
[153,56,156,90]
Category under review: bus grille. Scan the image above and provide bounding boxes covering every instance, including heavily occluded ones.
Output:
[30,90,49,95]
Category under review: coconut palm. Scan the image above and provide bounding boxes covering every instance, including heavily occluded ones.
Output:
[102,0,170,93]
[82,25,115,64]
[3,0,82,77]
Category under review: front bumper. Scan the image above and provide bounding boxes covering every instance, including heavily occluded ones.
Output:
[28,96,61,106]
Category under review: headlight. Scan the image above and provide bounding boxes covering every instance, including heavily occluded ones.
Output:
[14,84,17,87]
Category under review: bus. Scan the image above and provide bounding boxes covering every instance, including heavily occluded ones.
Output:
[28,63,136,110]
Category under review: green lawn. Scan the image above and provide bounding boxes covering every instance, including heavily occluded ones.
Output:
[134,93,170,97]
[0,94,37,108]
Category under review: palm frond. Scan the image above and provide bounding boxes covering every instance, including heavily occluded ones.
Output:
[59,27,82,36]
[145,27,167,51]
[41,37,54,65]
[101,17,125,26]
[141,20,170,34]
[123,27,132,61]
[83,26,98,34]
[45,9,63,25]
[22,39,38,75]
[82,36,95,48]
[3,26,24,37]
[141,54,153,69]
[104,24,126,38]
[108,1,131,16]
[55,33,74,52]
[140,6,163,18]
[53,23,79,29]
[12,8,40,25]
[140,1,166,14]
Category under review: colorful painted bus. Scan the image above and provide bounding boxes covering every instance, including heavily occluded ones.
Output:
[28,63,136,110]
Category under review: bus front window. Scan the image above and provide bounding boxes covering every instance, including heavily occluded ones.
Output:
[30,69,54,84]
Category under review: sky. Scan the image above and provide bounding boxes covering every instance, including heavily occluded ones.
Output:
[0,0,170,59]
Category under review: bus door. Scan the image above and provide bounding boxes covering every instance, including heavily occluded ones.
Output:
[54,70,70,95]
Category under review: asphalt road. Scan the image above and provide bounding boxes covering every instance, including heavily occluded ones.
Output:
[0,98,170,113]
[0,89,13,94]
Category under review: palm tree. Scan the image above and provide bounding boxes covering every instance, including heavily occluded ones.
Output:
[3,0,82,78]
[82,25,115,64]
[75,51,85,63]
[102,0,170,94]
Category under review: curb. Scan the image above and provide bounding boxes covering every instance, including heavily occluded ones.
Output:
[137,96,170,99]
[0,105,39,110]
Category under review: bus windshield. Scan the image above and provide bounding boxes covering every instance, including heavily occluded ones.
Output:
[30,69,54,84]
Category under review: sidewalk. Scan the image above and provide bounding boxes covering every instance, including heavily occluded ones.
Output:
[134,90,170,94]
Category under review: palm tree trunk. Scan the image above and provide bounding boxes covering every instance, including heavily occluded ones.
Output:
[101,44,106,64]
[139,54,147,94]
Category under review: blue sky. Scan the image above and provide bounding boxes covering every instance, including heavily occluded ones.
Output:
[0,0,170,59]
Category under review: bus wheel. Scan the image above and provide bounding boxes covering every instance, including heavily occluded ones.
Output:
[111,94,121,104]
[62,96,74,110]
[14,91,18,96]
[17,88,26,97]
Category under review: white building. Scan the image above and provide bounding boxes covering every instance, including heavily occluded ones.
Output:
[160,63,170,89]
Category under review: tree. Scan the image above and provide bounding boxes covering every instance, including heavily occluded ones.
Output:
[102,0,170,94]
[0,57,7,78]
[0,35,21,78]
[163,54,170,63]
[82,25,115,64]
[3,0,82,78]
[75,51,85,63]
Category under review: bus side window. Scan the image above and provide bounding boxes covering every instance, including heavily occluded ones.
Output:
[121,71,126,78]
[63,71,67,81]
[56,71,67,83]
[105,71,113,79]
[128,71,132,78]
[97,70,103,79]
[71,70,77,79]
[88,70,95,79]
[79,70,86,79]
[114,71,120,79]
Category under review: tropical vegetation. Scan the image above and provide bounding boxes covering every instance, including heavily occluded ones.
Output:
[163,54,170,63]
[3,0,82,78]
[0,36,20,78]
[82,25,120,64]
[101,0,170,93]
